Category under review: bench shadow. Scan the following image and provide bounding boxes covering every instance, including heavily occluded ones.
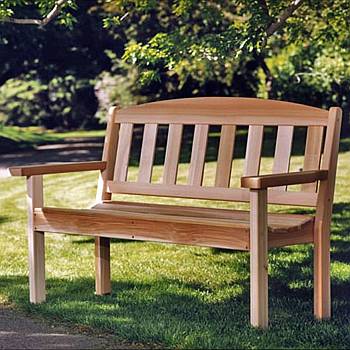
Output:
[72,238,137,245]
[0,266,350,348]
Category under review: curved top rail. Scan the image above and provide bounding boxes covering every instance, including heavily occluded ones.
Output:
[115,97,329,126]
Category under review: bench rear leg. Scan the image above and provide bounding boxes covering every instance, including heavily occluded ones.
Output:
[314,221,331,319]
[27,175,46,303]
[95,237,111,295]
[250,189,268,329]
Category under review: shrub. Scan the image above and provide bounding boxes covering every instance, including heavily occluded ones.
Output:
[0,74,100,130]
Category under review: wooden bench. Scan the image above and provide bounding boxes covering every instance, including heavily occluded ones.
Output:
[10,97,342,329]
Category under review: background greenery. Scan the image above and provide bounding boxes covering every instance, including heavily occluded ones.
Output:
[0,0,349,135]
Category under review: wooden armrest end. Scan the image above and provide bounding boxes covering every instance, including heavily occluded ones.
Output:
[9,161,107,177]
[241,170,328,190]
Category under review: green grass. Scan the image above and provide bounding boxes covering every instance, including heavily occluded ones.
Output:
[0,126,105,153]
[0,146,350,348]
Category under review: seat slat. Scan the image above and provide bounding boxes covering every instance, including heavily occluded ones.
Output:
[215,125,236,187]
[34,206,314,249]
[35,207,250,250]
[244,126,264,176]
[188,124,209,186]
[163,124,183,185]
[114,123,133,182]
[302,126,324,192]
[93,201,314,233]
[272,126,294,191]
[138,124,158,183]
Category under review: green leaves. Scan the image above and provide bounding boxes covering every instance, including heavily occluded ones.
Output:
[0,0,77,27]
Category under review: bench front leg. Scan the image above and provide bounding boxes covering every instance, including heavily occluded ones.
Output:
[27,175,46,303]
[250,189,268,329]
[95,237,111,295]
[314,180,332,319]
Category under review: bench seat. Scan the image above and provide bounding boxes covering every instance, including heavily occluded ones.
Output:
[33,201,314,250]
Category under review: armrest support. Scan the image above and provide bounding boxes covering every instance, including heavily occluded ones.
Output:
[241,170,328,190]
[9,161,106,177]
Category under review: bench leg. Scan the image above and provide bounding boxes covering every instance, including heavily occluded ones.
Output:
[250,189,268,329]
[314,223,331,319]
[95,237,111,295]
[27,175,46,303]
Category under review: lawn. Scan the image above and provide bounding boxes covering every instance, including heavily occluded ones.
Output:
[0,142,349,348]
[0,126,105,153]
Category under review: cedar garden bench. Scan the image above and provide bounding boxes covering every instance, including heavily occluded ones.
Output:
[10,98,342,329]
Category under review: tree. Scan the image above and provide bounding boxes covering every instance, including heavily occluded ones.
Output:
[0,0,76,26]
[1,1,349,135]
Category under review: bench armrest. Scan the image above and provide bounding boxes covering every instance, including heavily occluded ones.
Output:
[241,170,328,190]
[9,161,107,177]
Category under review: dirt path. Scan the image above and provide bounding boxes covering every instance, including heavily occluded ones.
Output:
[0,138,103,178]
[0,305,141,349]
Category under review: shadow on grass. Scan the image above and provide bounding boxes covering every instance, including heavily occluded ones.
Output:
[72,238,137,245]
[1,263,350,349]
[0,216,11,225]
[1,201,349,348]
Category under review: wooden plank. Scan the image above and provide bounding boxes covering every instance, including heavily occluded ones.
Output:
[34,207,250,251]
[268,220,314,248]
[272,126,294,191]
[10,161,106,177]
[244,126,264,176]
[96,106,120,201]
[250,189,268,329]
[302,126,324,192]
[163,124,183,185]
[314,107,342,319]
[95,107,119,297]
[114,123,133,182]
[27,175,45,304]
[95,237,111,295]
[215,125,236,187]
[138,124,158,183]
[115,97,328,126]
[93,201,314,234]
[188,125,209,186]
[107,181,318,206]
[241,170,328,190]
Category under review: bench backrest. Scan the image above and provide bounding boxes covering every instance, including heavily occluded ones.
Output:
[98,97,341,207]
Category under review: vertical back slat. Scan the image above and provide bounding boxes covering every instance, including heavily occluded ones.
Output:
[244,125,264,176]
[138,124,158,183]
[272,126,294,191]
[97,107,120,200]
[188,124,209,186]
[163,124,183,185]
[302,126,324,192]
[114,123,133,182]
[215,125,236,187]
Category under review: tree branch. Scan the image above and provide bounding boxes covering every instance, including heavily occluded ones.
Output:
[1,0,69,27]
[266,0,304,37]
[257,0,271,20]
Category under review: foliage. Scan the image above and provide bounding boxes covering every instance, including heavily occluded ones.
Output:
[0,1,115,129]
[94,51,146,121]
[0,74,99,129]
[1,1,350,135]
[0,0,77,26]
